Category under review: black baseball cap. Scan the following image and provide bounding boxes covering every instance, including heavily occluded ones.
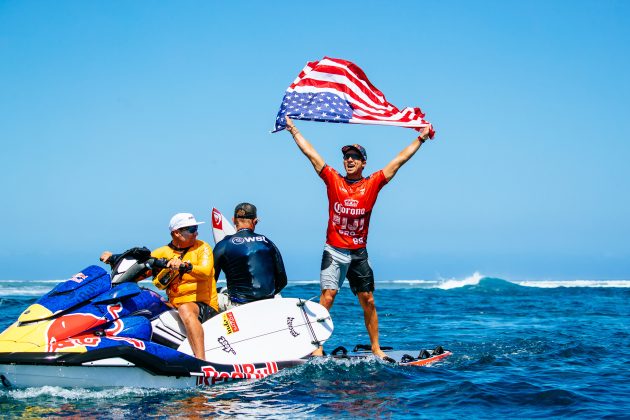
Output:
[341,144,367,161]
[234,202,257,219]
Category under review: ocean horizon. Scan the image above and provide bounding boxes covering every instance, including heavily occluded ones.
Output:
[2,273,630,298]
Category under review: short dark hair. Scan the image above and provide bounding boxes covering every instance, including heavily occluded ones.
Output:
[234,202,257,219]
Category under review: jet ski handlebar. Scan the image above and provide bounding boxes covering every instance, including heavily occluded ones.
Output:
[148,258,192,273]
[109,247,192,285]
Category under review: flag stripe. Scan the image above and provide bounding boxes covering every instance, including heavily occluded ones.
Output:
[348,118,428,128]
[353,106,426,121]
[318,57,387,102]
[292,61,388,107]
[353,110,420,123]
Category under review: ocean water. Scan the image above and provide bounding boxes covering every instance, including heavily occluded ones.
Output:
[1,274,629,419]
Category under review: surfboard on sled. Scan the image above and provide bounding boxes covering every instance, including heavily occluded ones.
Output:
[178,297,334,364]
[328,344,451,366]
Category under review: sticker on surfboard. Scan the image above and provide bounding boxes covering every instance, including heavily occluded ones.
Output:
[211,207,236,244]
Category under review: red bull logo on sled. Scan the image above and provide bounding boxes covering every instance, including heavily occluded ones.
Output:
[197,362,279,386]
[45,303,145,352]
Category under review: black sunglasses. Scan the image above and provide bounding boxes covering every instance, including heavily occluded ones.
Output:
[343,153,363,161]
[179,225,198,234]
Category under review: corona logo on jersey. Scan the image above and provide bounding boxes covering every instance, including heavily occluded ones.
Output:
[333,202,366,216]
[344,199,359,207]
[197,362,279,385]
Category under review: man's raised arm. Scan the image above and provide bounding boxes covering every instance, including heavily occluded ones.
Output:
[285,116,326,174]
[382,124,433,182]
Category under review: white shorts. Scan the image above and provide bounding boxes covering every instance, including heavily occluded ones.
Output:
[319,244,352,290]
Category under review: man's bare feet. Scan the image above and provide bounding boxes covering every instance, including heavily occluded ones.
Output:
[373,349,387,359]
[373,349,397,363]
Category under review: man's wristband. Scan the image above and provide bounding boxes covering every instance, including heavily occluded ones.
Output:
[418,136,426,144]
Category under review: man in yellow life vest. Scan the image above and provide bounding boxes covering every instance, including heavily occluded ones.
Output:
[101,212,217,360]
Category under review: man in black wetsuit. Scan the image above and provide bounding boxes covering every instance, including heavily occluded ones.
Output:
[213,202,287,311]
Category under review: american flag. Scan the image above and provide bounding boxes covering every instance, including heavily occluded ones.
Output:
[273,57,434,137]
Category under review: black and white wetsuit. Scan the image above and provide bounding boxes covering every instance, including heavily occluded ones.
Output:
[213,228,287,304]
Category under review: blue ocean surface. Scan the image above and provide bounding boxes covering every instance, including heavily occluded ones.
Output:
[1,273,629,419]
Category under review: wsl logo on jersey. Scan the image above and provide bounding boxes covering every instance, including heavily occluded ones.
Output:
[231,236,268,245]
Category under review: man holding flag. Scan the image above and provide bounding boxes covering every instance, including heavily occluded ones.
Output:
[285,116,433,358]
[276,57,436,359]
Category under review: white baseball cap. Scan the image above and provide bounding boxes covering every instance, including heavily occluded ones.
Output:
[169,213,205,231]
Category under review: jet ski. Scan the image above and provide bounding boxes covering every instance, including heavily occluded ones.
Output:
[0,248,332,389]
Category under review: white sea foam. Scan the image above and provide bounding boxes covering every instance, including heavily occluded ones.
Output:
[284,279,321,285]
[389,279,437,285]
[0,287,53,296]
[436,272,485,290]
[517,279,630,288]
[0,280,62,296]
[0,279,60,283]
[3,385,169,400]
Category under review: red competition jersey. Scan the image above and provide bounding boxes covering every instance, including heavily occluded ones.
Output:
[319,165,388,249]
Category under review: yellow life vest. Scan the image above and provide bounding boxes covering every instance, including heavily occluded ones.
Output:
[151,240,217,311]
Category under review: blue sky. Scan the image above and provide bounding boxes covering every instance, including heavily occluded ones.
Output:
[1,1,628,280]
